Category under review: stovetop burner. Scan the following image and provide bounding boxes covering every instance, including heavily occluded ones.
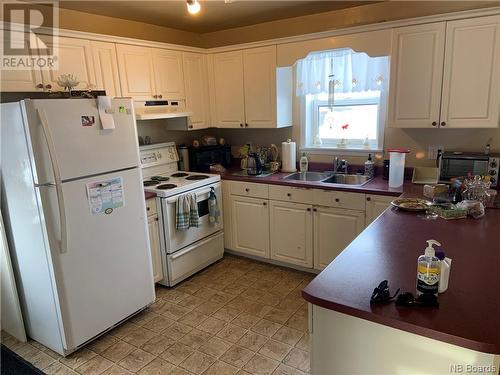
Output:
[186,175,209,180]
[143,180,159,187]
[151,176,169,182]
[171,172,189,178]
[156,184,178,190]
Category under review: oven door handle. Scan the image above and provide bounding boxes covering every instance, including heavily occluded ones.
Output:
[165,187,215,204]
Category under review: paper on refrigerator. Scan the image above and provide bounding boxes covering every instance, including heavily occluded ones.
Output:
[86,177,125,215]
[97,96,115,129]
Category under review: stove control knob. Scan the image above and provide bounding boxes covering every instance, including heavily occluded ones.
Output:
[157,152,162,159]
[490,160,498,168]
[490,177,496,184]
[490,170,496,176]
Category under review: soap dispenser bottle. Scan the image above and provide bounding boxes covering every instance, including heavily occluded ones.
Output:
[364,154,375,178]
[416,240,441,297]
[299,152,309,172]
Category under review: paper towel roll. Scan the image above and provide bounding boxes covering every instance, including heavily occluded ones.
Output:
[281,139,297,172]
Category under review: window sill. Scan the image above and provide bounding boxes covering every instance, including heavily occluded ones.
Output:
[300,147,383,156]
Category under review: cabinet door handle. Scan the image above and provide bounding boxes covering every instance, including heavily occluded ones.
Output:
[432,121,437,127]
[155,217,159,221]
[287,193,291,197]
[307,207,311,211]
[188,125,193,129]
[245,188,250,192]
[36,83,44,89]
[45,84,52,90]
[147,207,150,211]
[240,123,244,127]
[153,95,158,99]
[263,202,267,206]
[440,121,446,127]
[366,197,371,201]
[158,94,163,99]
[313,208,317,212]
[335,198,340,202]
[245,123,249,128]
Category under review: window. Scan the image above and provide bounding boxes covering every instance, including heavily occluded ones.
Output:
[297,49,389,152]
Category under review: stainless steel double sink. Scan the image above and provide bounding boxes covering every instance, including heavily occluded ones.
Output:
[283,171,372,186]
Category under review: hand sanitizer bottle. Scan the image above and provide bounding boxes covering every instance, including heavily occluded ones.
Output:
[299,152,309,172]
[416,240,441,297]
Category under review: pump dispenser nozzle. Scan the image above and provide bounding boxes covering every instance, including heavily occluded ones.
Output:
[425,240,441,256]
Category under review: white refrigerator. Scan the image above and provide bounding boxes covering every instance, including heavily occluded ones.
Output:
[1,97,155,355]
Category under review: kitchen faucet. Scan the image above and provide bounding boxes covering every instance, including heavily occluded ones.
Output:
[333,157,349,174]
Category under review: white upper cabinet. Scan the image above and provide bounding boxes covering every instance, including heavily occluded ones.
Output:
[91,41,121,96]
[152,48,185,100]
[43,37,97,91]
[388,23,446,128]
[440,15,500,128]
[389,15,500,129]
[210,46,291,129]
[243,45,277,128]
[182,52,210,129]
[116,44,156,100]
[210,50,246,128]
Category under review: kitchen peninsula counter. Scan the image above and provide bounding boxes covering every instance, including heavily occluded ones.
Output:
[298,181,500,373]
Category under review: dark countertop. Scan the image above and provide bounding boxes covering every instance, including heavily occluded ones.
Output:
[145,192,156,200]
[302,185,500,354]
[220,168,404,197]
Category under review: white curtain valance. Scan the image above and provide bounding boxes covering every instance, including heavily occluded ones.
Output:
[296,48,390,96]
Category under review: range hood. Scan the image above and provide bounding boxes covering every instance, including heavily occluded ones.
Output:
[135,100,193,120]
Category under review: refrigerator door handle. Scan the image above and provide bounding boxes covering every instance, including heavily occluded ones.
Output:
[37,109,68,254]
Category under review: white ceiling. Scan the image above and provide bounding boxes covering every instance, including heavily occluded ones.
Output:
[59,1,379,33]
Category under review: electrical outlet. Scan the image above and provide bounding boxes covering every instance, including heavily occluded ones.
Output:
[428,145,444,160]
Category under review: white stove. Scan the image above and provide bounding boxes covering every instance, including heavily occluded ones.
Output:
[140,142,220,197]
[140,142,224,287]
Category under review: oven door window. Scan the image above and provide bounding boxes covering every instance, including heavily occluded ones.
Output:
[197,198,209,217]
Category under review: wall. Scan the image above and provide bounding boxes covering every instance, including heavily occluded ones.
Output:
[201,1,499,48]
[57,7,204,47]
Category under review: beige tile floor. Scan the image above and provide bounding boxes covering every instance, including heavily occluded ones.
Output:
[1,254,314,375]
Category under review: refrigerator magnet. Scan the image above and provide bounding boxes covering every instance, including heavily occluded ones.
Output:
[81,116,95,127]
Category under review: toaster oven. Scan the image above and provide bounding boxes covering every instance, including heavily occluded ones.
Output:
[439,152,499,187]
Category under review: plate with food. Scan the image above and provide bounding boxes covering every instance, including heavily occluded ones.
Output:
[391,198,432,211]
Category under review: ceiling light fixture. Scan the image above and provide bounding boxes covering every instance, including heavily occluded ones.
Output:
[186,0,201,15]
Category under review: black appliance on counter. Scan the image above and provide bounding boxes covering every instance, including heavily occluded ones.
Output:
[188,145,232,172]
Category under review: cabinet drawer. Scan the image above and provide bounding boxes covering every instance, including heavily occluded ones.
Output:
[313,190,365,210]
[269,185,314,204]
[230,181,269,199]
[146,198,157,216]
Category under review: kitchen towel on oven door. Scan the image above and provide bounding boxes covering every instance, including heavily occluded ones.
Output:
[176,193,200,230]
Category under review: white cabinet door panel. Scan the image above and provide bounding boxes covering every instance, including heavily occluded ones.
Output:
[147,215,163,283]
[183,52,210,129]
[231,195,269,258]
[243,46,277,128]
[116,44,156,100]
[314,207,364,270]
[42,37,97,90]
[211,51,245,128]
[270,200,313,267]
[91,41,121,97]
[152,49,185,100]
[441,15,500,128]
[365,195,395,226]
[388,23,446,128]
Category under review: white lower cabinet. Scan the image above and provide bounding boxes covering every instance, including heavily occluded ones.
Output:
[270,200,313,268]
[313,207,365,270]
[146,198,163,283]
[223,181,396,271]
[365,194,395,226]
[231,195,270,258]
